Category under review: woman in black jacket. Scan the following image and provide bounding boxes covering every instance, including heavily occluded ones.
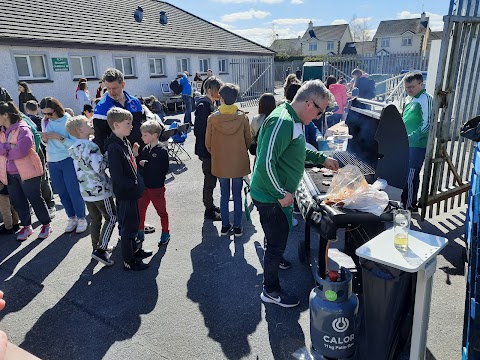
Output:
[17,81,37,114]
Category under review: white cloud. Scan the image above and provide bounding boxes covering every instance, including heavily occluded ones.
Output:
[233,26,304,46]
[331,19,348,25]
[271,18,311,25]
[222,9,270,22]
[397,11,444,31]
[291,0,303,4]
[351,17,372,25]
[212,0,282,3]
[210,20,235,30]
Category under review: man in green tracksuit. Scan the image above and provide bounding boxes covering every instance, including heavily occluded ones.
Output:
[401,72,433,212]
[251,80,339,308]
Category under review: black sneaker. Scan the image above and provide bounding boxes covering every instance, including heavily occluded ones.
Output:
[123,259,149,271]
[134,248,153,259]
[233,227,243,237]
[213,205,221,214]
[205,209,221,221]
[92,250,114,266]
[279,259,292,270]
[260,289,299,308]
[144,224,156,234]
[221,224,233,236]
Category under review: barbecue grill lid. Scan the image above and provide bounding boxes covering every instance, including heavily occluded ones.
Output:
[374,104,409,189]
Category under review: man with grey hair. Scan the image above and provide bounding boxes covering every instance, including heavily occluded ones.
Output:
[251,79,339,308]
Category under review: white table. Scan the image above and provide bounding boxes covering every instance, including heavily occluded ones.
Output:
[355,228,448,360]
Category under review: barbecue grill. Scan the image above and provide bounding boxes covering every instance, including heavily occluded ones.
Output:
[295,98,409,282]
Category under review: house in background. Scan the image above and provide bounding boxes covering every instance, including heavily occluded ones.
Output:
[270,37,302,56]
[300,22,353,56]
[373,16,431,55]
[0,0,274,110]
[342,41,376,55]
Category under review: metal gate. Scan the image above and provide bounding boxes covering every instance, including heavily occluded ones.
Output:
[420,1,480,219]
[231,57,274,105]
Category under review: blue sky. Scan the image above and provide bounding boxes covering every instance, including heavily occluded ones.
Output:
[172,0,450,46]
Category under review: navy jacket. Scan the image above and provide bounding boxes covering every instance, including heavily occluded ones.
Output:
[194,96,215,158]
[137,143,169,189]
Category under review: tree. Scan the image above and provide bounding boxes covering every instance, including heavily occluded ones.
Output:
[349,15,372,42]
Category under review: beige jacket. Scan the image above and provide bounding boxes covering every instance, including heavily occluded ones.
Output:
[205,110,252,178]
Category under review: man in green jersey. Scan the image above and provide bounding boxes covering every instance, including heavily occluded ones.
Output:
[401,72,433,212]
[250,80,339,308]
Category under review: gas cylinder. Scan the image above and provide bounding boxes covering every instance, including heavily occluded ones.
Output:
[310,267,358,359]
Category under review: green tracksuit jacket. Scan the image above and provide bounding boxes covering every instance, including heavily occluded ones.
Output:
[250,102,326,225]
[403,89,433,148]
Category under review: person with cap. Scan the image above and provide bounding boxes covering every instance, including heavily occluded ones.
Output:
[178,71,193,124]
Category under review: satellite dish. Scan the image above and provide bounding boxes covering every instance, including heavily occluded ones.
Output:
[134,6,143,23]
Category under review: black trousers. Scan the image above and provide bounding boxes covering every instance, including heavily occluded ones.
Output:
[200,157,217,210]
[116,199,139,263]
[253,200,290,294]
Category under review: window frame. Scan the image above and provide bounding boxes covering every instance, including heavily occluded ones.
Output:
[14,54,48,80]
[381,38,390,47]
[308,42,317,52]
[70,55,97,79]
[401,37,413,46]
[218,58,229,74]
[176,58,190,73]
[149,57,166,76]
[327,41,335,51]
[199,58,210,73]
[113,56,136,77]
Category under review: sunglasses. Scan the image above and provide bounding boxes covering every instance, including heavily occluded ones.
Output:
[42,111,55,117]
[307,99,325,116]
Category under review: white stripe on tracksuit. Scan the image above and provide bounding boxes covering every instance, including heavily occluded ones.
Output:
[99,197,116,250]
[405,168,415,209]
[265,109,288,197]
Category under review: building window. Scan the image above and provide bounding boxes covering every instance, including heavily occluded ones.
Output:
[219,59,228,73]
[381,38,390,47]
[177,58,190,73]
[149,58,165,75]
[308,42,317,52]
[199,58,210,73]
[14,55,47,80]
[402,37,413,46]
[114,57,135,76]
[71,56,96,78]
[327,41,335,51]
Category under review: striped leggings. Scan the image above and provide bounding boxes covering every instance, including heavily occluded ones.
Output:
[401,147,426,209]
[86,196,117,250]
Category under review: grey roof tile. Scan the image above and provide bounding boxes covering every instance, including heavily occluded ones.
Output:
[374,18,429,38]
[301,24,349,41]
[0,0,274,55]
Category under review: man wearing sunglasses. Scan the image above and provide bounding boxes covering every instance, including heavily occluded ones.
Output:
[250,80,339,308]
[401,72,432,213]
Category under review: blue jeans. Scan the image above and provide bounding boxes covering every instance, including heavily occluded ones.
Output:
[48,157,86,218]
[182,95,193,124]
[401,147,426,209]
[219,177,243,228]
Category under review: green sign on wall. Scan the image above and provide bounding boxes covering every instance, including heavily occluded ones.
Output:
[52,57,69,72]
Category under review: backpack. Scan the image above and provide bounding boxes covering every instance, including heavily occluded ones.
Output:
[169,80,182,95]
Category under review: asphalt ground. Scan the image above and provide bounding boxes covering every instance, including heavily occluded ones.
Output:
[0,95,466,359]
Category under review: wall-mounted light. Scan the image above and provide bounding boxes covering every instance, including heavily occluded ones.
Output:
[159,11,168,25]
[134,6,143,23]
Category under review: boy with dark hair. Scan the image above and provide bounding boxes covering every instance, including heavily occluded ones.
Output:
[66,115,116,266]
[194,76,223,221]
[105,107,152,271]
[25,100,42,131]
[133,120,170,246]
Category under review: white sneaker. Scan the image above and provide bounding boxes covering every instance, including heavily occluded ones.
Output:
[292,217,299,227]
[48,206,56,219]
[65,217,78,233]
[76,218,88,233]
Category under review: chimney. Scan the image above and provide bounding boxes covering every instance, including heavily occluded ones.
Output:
[420,12,428,28]
[308,21,313,31]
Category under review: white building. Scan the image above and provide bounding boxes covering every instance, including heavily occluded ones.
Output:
[300,22,353,56]
[0,0,274,111]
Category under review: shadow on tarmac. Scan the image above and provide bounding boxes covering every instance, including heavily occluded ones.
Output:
[14,247,165,359]
[187,218,262,359]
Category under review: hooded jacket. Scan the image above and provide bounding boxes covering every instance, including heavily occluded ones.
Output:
[105,133,144,200]
[205,105,252,179]
[194,96,215,158]
[328,83,348,115]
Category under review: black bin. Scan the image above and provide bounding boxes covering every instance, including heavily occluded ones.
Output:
[358,259,416,360]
